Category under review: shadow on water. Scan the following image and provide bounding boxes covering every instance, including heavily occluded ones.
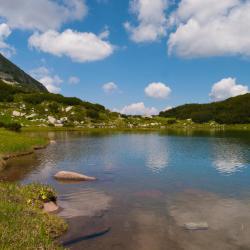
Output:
[62,227,111,247]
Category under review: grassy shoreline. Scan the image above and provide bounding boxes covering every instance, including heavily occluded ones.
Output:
[0,128,49,169]
[0,129,66,249]
[0,182,67,249]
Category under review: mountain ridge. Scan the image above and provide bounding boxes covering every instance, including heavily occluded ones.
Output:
[0,53,48,93]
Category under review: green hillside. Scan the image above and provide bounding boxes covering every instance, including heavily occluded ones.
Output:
[0,53,47,92]
[159,94,250,124]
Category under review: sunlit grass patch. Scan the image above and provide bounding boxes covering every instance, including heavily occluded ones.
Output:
[0,128,48,155]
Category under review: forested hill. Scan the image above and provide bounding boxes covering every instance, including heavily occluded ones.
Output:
[0,53,47,92]
[159,94,250,124]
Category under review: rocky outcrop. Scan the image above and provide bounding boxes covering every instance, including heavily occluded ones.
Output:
[54,171,96,181]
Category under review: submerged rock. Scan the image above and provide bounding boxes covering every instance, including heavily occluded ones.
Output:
[43,201,59,213]
[184,222,209,230]
[54,171,96,181]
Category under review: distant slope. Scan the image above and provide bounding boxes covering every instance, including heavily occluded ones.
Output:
[159,94,250,124]
[0,53,48,92]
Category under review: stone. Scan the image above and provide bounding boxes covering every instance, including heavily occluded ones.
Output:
[65,106,73,112]
[43,201,59,213]
[48,116,56,124]
[54,171,96,181]
[12,110,25,117]
[26,113,37,119]
[184,222,209,230]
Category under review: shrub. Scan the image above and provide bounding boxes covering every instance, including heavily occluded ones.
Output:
[86,109,99,119]
[0,121,22,131]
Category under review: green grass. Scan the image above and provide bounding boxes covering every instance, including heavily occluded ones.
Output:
[0,129,48,155]
[0,182,67,249]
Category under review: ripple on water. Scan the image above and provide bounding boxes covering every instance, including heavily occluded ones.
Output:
[58,188,112,219]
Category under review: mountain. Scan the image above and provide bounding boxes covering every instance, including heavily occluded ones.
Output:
[159,94,250,124]
[0,53,48,92]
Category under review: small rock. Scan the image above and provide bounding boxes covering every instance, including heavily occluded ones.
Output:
[65,106,73,112]
[12,110,25,117]
[43,201,59,213]
[48,116,56,124]
[50,140,56,144]
[184,222,209,230]
[26,113,37,119]
[54,171,96,181]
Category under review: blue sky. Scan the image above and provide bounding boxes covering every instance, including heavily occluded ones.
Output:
[0,0,250,115]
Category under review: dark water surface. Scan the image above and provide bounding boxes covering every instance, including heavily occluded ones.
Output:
[1,130,250,250]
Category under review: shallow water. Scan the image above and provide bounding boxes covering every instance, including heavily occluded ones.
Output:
[2,130,250,249]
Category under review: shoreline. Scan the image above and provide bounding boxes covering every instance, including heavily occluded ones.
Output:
[0,128,49,170]
[22,123,250,132]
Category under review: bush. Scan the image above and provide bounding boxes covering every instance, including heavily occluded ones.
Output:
[167,119,177,125]
[0,121,22,131]
[48,103,59,114]
[87,109,99,119]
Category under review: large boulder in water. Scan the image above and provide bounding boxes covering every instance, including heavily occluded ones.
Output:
[54,171,96,181]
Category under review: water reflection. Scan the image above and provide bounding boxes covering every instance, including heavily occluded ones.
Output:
[144,136,169,173]
[212,139,248,175]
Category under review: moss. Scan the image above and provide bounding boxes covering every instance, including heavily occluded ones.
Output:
[0,182,67,249]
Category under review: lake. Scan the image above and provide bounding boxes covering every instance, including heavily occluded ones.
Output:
[1,130,250,250]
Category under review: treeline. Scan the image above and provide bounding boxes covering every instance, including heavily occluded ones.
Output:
[159,94,250,124]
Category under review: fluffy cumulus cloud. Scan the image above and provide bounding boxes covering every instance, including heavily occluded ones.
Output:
[102,82,118,93]
[124,0,168,43]
[210,77,249,101]
[145,82,171,99]
[68,76,80,85]
[28,29,114,62]
[0,0,87,31]
[116,102,158,116]
[30,66,63,93]
[168,0,250,57]
[0,23,15,57]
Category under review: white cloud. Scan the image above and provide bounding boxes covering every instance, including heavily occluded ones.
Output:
[0,23,15,57]
[163,106,172,111]
[30,66,63,93]
[99,26,110,39]
[28,29,114,62]
[209,77,249,101]
[0,0,87,31]
[68,76,80,85]
[168,0,250,57]
[116,102,158,116]
[125,0,168,43]
[145,82,171,99]
[102,82,118,94]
